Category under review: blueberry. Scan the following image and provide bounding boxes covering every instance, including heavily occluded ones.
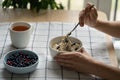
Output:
[75,47,78,50]
[6,52,37,67]
[71,42,76,46]
[56,46,60,49]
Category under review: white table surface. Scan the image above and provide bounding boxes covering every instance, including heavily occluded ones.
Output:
[0,22,112,80]
[113,38,120,68]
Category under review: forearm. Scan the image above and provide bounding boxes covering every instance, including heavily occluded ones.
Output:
[93,20,120,38]
[90,61,120,80]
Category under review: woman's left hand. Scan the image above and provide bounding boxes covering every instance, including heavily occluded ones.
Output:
[54,48,96,73]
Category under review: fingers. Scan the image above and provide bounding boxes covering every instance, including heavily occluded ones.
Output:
[79,3,97,27]
[54,48,87,59]
[92,7,98,17]
[54,52,81,59]
[79,47,85,53]
[91,8,98,20]
[54,53,76,68]
[85,4,94,15]
[57,62,72,68]
[79,10,85,27]
[55,58,74,65]
[55,59,75,71]
[84,4,95,19]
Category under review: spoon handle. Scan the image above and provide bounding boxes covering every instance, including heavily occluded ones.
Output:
[70,22,79,33]
[67,22,79,36]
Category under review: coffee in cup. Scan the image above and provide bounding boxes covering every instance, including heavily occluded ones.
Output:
[9,22,32,48]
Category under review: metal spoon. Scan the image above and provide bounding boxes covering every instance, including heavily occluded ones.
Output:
[63,22,79,43]
[65,5,94,38]
[66,22,79,37]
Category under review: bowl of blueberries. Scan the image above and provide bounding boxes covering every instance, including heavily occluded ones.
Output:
[3,49,39,74]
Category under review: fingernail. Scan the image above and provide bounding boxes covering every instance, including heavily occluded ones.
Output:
[80,22,84,27]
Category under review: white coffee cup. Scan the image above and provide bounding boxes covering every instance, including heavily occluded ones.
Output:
[9,22,32,49]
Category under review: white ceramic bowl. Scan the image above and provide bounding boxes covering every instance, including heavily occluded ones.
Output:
[3,49,39,74]
[49,36,82,58]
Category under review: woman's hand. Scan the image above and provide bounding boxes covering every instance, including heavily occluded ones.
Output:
[79,3,98,27]
[54,48,96,74]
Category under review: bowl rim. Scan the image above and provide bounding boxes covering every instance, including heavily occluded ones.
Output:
[3,49,39,69]
[49,36,83,52]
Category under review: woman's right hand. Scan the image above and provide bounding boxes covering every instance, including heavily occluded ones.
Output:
[79,3,98,27]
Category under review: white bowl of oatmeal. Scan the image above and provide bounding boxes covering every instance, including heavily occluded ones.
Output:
[49,36,82,58]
